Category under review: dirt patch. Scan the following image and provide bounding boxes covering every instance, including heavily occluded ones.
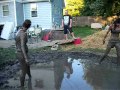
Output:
[0,40,15,48]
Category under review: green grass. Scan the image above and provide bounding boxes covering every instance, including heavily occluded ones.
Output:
[0,48,16,67]
[73,26,97,38]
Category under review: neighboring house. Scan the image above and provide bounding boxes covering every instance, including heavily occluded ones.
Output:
[0,0,65,40]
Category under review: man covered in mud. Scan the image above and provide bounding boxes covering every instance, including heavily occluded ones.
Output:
[15,19,31,87]
[99,18,120,65]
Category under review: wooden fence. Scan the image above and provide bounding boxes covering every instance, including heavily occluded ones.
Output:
[72,16,117,27]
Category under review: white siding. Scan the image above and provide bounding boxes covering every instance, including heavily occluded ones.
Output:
[23,2,52,29]
[16,2,24,26]
[16,0,22,2]
[0,2,15,23]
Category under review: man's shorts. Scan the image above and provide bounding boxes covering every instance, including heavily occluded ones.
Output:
[64,25,73,34]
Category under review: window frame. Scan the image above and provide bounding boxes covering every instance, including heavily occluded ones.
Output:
[2,4,9,17]
[30,3,38,18]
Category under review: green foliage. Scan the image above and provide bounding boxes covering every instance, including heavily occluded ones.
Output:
[81,0,120,17]
[64,0,84,16]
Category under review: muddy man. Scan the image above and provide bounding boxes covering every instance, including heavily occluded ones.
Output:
[99,18,120,65]
[15,19,31,87]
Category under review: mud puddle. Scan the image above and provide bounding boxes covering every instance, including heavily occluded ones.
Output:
[0,52,120,90]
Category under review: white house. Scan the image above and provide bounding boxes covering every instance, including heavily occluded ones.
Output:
[0,0,65,40]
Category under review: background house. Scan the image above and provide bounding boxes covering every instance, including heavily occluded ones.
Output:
[0,0,65,40]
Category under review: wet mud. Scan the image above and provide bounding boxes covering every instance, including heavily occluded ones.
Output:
[0,51,120,90]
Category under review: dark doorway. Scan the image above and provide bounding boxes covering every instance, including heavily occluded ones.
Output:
[0,25,4,39]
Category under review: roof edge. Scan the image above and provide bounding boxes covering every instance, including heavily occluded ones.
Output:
[22,0,51,3]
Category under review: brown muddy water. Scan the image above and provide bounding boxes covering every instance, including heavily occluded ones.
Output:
[0,52,120,90]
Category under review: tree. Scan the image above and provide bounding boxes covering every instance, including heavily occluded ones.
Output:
[64,0,84,16]
[81,0,120,17]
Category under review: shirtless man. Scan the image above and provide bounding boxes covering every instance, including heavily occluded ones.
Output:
[99,18,120,65]
[15,19,31,87]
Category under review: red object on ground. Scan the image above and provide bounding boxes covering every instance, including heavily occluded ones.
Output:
[74,38,82,45]
[42,31,52,41]
[42,33,49,41]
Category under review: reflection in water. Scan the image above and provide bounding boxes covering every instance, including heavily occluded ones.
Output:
[53,57,74,90]
[20,78,33,90]
[83,63,120,90]
[28,78,32,90]
[34,79,44,88]
[64,57,73,79]
[60,58,92,90]
[3,57,120,90]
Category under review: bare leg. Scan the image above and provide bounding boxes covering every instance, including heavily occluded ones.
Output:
[26,53,31,78]
[27,65,31,78]
[28,78,32,90]
[99,45,112,64]
[115,43,120,65]
[17,52,27,87]
[20,67,26,87]
[64,34,68,40]
[71,32,76,39]
[20,63,31,87]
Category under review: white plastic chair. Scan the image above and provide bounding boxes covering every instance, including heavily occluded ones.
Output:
[31,26,42,42]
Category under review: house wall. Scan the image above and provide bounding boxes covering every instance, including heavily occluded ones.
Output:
[16,2,24,26]
[52,0,65,27]
[23,2,52,29]
[0,2,15,23]
[22,0,50,3]
[16,0,22,2]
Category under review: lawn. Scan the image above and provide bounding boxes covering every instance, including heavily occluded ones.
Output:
[0,48,16,68]
[73,26,97,38]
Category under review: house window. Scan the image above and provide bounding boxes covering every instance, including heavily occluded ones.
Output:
[2,5,9,16]
[31,3,37,17]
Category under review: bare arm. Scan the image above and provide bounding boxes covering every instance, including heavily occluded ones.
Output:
[69,19,72,28]
[111,24,120,33]
[20,31,28,62]
[112,29,120,33]
[103,26,111,44]
[62,19,64,28]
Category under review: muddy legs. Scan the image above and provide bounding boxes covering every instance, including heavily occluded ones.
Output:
[20,64,31,87]
[99,43,120,65]
[99,46,111,64]
[27,65,31,78]
[115,44,120,65]
[20,70,26,87]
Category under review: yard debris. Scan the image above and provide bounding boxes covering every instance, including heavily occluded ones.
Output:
[73,38,82,45]
[80,30,111,49]
[51,43,59,50]
[91,23,102,29]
